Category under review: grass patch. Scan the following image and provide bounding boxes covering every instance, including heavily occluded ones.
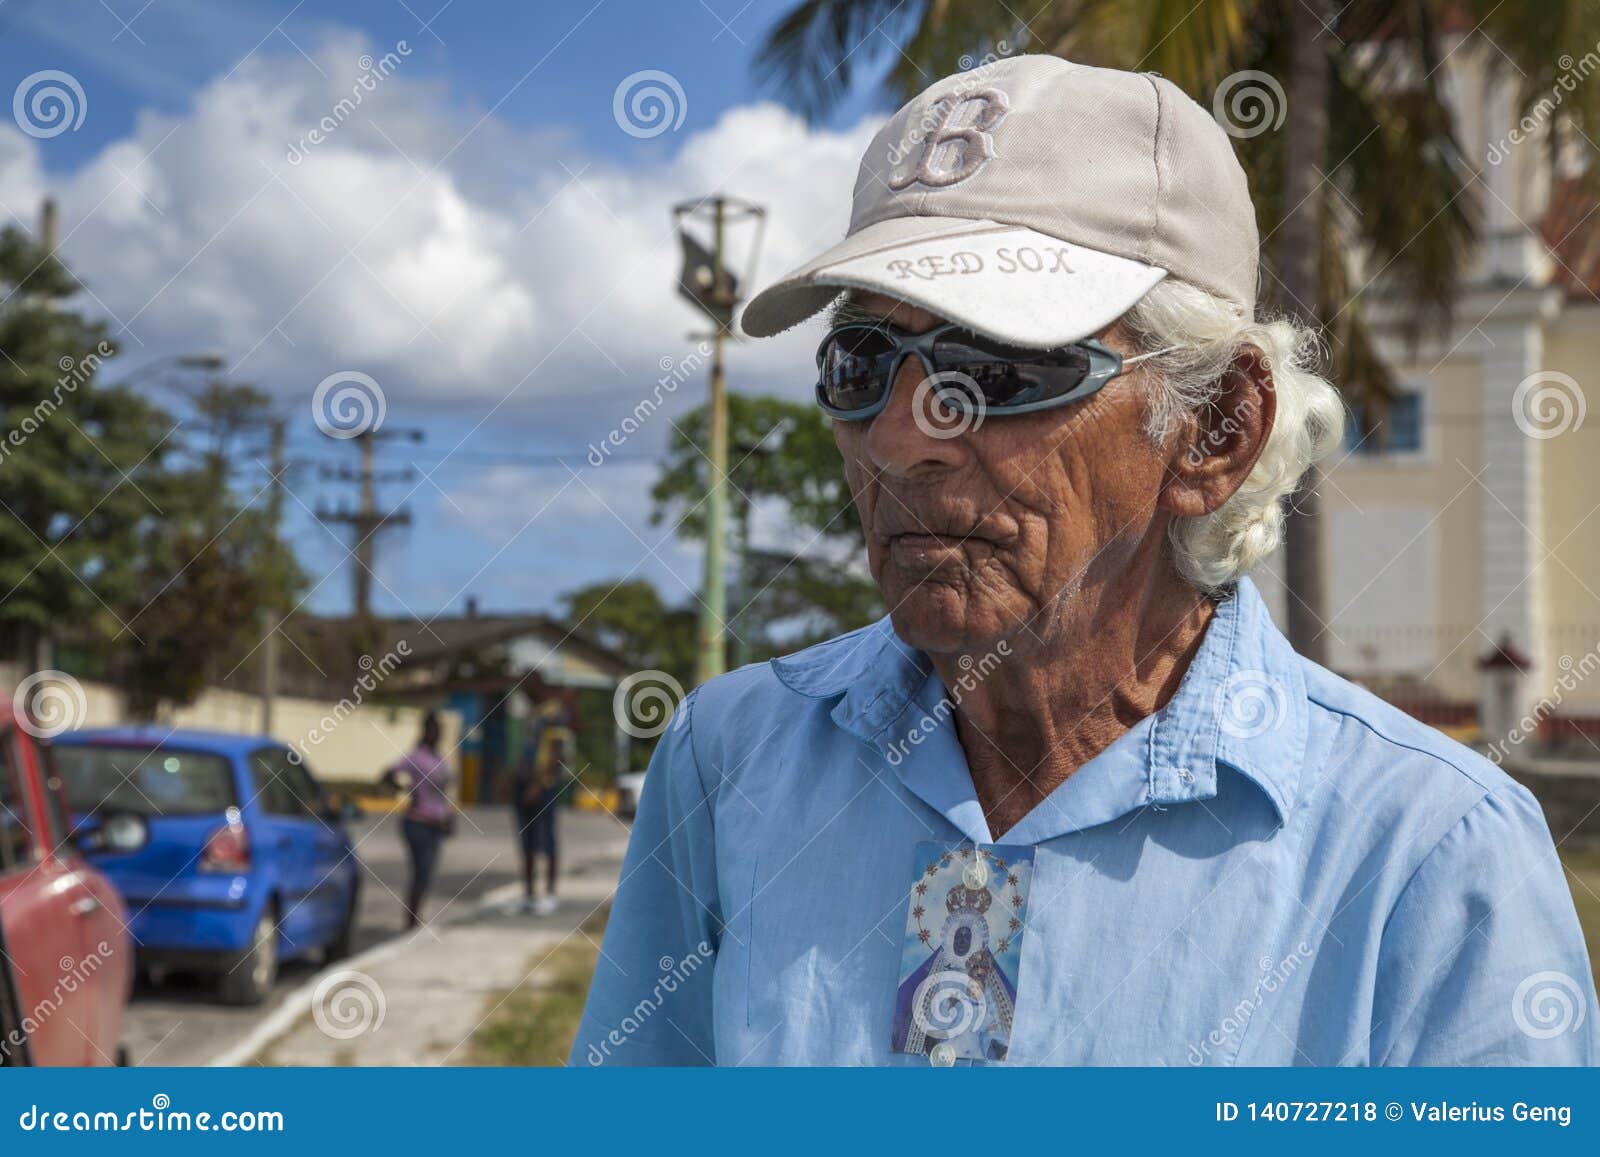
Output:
[1561,851,1600,993]
[468,907,608,1066]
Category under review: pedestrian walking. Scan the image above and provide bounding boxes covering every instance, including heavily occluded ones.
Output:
[382,712,455,930]
[513,695,573,916]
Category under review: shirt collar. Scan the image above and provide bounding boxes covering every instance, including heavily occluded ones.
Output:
[1145,576,1307,823]
[769,576,1306,832]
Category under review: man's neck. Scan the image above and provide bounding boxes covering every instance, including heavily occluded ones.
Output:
[926,566,1215,839]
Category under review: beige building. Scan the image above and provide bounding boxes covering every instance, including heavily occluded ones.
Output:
[1254,36,1600,737]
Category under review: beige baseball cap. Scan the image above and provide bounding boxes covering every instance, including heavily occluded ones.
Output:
[741,54,1259,349]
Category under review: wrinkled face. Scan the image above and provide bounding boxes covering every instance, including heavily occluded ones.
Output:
[832,293,1175,656]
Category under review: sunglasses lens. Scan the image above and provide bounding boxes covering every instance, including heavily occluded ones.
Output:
[931,336,1094,408]
[819,328,897,413]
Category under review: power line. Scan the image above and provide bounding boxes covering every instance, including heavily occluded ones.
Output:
[314,427,424,620]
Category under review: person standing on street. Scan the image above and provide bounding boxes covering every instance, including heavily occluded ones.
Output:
[382,712,455,930]
[513,695,573,916]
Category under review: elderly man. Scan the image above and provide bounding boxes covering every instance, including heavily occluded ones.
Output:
[573,56,1597,1066]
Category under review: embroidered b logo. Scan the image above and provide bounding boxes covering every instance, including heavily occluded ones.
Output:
[888,89,1010,190]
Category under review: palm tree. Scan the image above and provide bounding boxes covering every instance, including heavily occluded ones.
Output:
[759,0,1600,663]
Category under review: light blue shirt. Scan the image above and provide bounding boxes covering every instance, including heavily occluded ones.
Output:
[573,578,1599,1066]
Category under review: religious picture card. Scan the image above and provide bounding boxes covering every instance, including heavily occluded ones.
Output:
[890,842,1035,1063]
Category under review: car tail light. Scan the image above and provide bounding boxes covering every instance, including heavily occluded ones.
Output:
[201,821,250,873]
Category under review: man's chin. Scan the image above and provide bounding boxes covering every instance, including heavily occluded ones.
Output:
[882,582,1014,657]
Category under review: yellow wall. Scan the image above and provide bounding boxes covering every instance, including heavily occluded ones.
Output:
[0,664,462,785]
[1537,303,1600,704]
[1321,358,1484,700]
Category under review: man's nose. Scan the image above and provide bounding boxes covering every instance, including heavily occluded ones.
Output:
[863,355,970,479]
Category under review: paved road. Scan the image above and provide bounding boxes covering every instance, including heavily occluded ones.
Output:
[120,805,629,1066]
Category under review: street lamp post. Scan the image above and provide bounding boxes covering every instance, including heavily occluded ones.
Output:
[672,194,765,686]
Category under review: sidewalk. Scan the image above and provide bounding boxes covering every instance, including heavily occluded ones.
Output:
[225,829,630,1067]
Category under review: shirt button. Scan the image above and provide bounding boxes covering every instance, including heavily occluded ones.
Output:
[962,860,988,889]
[929,1043,956,1067]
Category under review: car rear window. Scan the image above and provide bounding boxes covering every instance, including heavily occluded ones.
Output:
[53,745,237,817]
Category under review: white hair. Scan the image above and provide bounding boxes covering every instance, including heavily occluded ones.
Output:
[1121,278,1345,593]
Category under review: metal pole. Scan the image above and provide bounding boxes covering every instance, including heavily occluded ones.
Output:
[259,419,284,735]
[355,431,376,621]
[32,199,59,675]
[695,197,729,685]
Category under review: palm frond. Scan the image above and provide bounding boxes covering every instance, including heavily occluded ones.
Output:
[887,1,1030,99]
[1326,5,1477,347]
[1463,0,1600,200]
[1320,192,1398,411]
[754,0,932,120]
[1035,0,1259,93]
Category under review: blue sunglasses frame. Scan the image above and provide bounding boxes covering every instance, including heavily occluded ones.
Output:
[813,322,1146,422]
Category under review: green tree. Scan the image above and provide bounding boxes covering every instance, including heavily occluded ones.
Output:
[563,580,699,772]
[0,224,302,714]
[651,394,881,658]
[564,579,698,691]
[760,0,1600,661]
[115,383,302,720]
[116,501,296,720]
[0,226,173,668]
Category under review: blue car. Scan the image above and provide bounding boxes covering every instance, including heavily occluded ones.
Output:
[52,728,362,1005]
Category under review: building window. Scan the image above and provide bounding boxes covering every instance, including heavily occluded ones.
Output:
[1346,390,1423,455]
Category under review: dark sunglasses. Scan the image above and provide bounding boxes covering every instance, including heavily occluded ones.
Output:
[814,321,1164,422]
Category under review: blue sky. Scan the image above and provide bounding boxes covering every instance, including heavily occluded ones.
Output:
[0,0,899,621]
[1,0,886,165]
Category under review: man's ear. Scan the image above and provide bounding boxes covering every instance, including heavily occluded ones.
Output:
[1158,345,1276,518]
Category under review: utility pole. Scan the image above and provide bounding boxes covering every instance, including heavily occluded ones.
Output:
[32,198,59,675]
[317,427,422,626]
[40,198,58,253]
[701,196,730,685]
[259,419,285,734]
[672,194,764,686]
[355,432,378,620]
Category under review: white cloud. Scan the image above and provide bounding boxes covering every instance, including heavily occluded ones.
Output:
[4,29,881,615]
[9,31,877,431]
